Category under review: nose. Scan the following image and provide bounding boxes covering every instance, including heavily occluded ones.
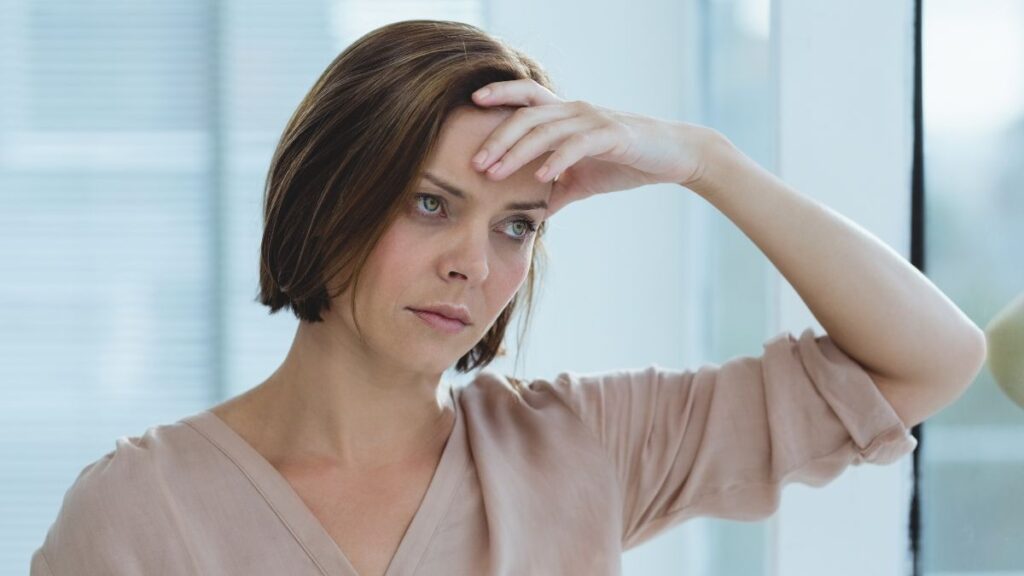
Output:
[440,228,489,284]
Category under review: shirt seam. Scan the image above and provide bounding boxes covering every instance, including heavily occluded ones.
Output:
[181,418,331,576]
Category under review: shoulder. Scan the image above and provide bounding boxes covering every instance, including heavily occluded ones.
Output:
[455,370,580,425]
[37,418,202,568]
[456,369,576,411]
[456,368,654,445]
[67,418,198,503]
[62,424,168,509]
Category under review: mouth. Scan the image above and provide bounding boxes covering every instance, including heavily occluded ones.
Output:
[407,308,469,334]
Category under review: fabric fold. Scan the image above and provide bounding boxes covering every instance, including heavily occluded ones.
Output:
[532,327,918,549]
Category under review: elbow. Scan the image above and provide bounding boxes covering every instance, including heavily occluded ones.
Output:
[947,325,988,393]
[967,325,988,377]
[872,326,988,429]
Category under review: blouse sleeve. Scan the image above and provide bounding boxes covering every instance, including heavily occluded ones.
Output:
[527,327,918,550]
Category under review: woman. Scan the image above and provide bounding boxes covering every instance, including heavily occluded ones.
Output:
[31,19,985,576]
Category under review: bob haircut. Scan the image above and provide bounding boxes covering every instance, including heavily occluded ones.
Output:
[257,19,556,374]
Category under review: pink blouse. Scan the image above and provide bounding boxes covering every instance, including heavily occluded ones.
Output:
[31,328,917,575]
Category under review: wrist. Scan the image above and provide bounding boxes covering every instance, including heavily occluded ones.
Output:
[679,128,742,200]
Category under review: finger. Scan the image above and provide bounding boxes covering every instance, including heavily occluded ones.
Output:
[546,188,572,219]
[474,104,581,171]
[545,173,585,218]
[472,78,563,108]
[537,127,620,183]
[484,115,595,180]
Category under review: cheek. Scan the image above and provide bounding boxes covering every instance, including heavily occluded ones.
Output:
[490,253,533,306]
[511,255,532,284]
[352,225,420,308]
[369,220,423,271]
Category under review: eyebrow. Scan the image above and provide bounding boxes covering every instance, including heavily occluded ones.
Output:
[421,171,548,212]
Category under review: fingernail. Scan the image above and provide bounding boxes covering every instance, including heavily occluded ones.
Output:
[474,88,491,99]
[535,165,549,181]
[487,160,503,174]
[473,149,488,166]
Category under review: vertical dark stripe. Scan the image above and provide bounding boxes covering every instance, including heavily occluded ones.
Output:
[207,0,227,404]
[910,0,925,574]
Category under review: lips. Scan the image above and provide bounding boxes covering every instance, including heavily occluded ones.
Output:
[409,309,465,325]
[408,308,470,334]
[407,304,472,325]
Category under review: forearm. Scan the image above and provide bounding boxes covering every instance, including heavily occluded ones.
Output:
[685,131,985,388]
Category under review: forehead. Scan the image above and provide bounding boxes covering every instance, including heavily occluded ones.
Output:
[437,106,513,149]
[424,106,552,203]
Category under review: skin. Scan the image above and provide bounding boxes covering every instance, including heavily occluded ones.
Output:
[214,105,556,472]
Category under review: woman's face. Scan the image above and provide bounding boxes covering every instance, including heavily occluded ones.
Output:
[332,105,553,374]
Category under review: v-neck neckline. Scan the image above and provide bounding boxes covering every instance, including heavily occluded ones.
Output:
[180,384,468,576]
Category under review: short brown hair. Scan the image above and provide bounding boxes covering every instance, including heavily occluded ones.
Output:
[257,19,556,373]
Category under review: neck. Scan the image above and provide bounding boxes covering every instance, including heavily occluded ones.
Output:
[240,319,455,472]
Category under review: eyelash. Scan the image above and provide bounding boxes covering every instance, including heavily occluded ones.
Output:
[412,193,539,243]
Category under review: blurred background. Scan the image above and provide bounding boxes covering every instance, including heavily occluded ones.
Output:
[1,0,1020,574]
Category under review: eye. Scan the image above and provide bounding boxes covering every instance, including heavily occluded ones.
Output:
[503,218,538,242]
[413,193,539,243]
[415,194,444,215]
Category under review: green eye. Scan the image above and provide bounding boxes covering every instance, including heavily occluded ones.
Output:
[418,195,441,213]
[504,218,538,242]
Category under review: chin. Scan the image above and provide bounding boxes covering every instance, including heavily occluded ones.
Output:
[398,342,469,372]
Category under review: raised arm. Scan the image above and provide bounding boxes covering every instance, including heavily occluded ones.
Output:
[467,77,985,428]
[685,132,987,428]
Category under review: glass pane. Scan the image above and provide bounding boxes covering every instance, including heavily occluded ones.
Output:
[921,0,1024,573]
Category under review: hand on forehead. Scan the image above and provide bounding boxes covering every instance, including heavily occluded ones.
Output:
[429,106,553,204]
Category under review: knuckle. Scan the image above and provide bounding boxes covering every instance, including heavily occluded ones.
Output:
[512,106,535,122]
[533,122,557,138]
[570,100,593,113]
[601,124,622,141]
[569,130,593,146]
[527,78,548,93]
